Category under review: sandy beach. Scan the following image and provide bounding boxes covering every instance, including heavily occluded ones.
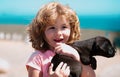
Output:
[0,40,33,77]
[0,25,120,77]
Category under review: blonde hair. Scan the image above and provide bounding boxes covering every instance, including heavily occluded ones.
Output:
[27,2,80,51]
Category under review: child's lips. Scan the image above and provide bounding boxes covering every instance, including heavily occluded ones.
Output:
[54,39,63,42]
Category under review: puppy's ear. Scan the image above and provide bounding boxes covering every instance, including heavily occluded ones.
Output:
[92,41,98,51]
[92,42,96,50]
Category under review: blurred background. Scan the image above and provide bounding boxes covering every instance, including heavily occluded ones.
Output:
[0,0,120,77]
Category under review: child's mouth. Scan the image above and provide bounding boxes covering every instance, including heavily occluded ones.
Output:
[54,39,63,42]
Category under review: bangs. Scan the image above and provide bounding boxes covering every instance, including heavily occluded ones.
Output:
[38,2,71,27]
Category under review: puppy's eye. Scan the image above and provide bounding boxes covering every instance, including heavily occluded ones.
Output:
[96,45,100,49]
[101,42,108,49]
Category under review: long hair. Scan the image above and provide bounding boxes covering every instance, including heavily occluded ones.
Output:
[27,2,80,52]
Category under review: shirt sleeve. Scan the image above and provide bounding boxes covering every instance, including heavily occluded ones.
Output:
[26,52,42,71]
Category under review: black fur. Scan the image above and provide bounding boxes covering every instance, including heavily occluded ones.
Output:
[51,54,82,77]
[72,36,116,69]
[51,36,116,77]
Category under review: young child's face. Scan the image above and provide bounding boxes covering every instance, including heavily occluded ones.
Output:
[44,15,71,50]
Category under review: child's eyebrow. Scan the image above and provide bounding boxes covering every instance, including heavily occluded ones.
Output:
[61,23,69,26]
[48,25,55,27]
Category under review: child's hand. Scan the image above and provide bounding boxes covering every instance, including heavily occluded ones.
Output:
[54,43,80,61]
[49,62,70,77]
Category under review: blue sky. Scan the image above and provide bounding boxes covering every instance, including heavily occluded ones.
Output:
[0,0,120,31]
[0,0,120,15]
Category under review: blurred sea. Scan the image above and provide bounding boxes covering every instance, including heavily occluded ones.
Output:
[79,15,120,32]
[0,14,120,32]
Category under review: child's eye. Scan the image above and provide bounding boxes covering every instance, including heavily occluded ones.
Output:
[62,26,67,28]
[49,26,55,29]
[62,25,70,29]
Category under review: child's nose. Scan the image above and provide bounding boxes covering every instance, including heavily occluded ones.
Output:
[55,29,62,36]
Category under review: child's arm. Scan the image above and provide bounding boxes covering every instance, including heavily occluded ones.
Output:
[54,43,80,61]
[27,67,43,77]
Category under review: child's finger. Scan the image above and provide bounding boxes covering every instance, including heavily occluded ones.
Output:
[61,63,67,71]
[54,46,62,54]
[60,63,70,76]
[65,66,70,76]
[49,63,54,75]
[55,62,63,72]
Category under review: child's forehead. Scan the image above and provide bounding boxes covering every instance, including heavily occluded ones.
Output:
[45,15,68,24]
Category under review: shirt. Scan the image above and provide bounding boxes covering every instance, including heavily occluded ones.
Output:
[26,50,55,77]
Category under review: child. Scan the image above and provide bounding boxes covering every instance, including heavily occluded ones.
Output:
[26,2,95,77]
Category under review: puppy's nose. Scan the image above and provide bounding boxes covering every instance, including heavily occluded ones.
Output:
[108,49,113,55]
[108,48,116,57]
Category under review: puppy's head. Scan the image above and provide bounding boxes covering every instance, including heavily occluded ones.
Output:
[93,36,116,57]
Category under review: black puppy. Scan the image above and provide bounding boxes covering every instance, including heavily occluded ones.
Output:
[72,36,116,70]
[51,36,116,77]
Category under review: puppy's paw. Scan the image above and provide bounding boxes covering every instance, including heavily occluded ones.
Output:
[90,57,97,70]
